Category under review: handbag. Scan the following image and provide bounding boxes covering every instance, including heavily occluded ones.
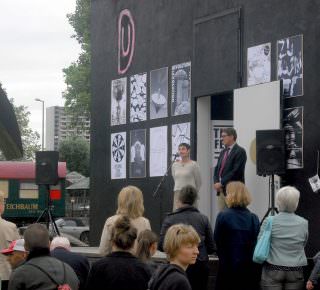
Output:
[253,216,273,264]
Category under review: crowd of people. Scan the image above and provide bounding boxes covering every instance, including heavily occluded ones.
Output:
[0,128,317,290]
[0,182,317,290]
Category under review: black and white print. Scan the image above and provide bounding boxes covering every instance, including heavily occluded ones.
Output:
[150,67,168,119]
[111,132,126,179]
[171,122,190,160]
[111,78,127,126]
[247,42,271,86]
[309,174,320,193]
[277,35,303,98]
[171,62,191,116]
[130,73,147,122]
[283,107,303,169]
[130,129,146,178]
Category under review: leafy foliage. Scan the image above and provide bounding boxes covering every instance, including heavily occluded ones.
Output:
[63,0,91,123]
[0,90,41,160]
[59,137,90,176]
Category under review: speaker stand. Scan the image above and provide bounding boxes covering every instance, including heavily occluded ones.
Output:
[36,185,60,236]
[261,174,278,224]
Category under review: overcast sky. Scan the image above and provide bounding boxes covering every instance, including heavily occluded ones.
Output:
[0,0,81,142]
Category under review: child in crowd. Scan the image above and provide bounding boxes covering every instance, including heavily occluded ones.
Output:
[136,229,158,274]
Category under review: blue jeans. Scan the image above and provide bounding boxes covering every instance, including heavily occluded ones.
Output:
[261,267,304,290]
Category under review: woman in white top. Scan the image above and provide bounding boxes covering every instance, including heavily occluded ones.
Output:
[99,185,151,256]
[171,143,201,210]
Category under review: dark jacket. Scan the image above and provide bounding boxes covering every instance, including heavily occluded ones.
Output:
[308,252,320,285]
[51,247,90,290]
[149,264,191,290]
[159,206,215,261]
[85,251,151,290]
[8,248,79,290]
[213,143,247,188]
[214,207,260,290]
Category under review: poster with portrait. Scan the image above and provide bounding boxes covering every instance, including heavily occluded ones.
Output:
[283,106,303,169]
[150,67,168,119]
[247,42,271,86]
[171,62,191,116]
[171,122,190,161]
[130,73,147,122]
[150,126,168,177]
[130,129,146,178]
[111,78,127,126]
[111,132,126,179]
[211,120,233,167]
[277,35,303,98]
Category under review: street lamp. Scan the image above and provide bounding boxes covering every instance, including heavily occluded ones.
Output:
[35,98,44,151]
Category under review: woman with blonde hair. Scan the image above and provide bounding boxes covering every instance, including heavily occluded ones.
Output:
[149,224,200,290]
[214,181,260,290]
[99,185,151,256]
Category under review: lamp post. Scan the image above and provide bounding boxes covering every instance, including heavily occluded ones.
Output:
[35,98,44,151]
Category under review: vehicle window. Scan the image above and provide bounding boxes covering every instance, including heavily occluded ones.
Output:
[64,220,77,227]
[19,181,38,199]
[0,180,9,198]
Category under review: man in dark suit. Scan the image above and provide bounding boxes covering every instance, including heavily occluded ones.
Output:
[213,128,247,210]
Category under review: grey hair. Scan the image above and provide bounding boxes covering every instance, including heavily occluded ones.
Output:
[275,186,300,213]
[50,236,71,251]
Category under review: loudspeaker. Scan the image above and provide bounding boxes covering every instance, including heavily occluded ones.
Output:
[35,151,59,185]
[256,130,286,176]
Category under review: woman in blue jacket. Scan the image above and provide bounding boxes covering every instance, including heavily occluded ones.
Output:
[259,186,308,290]
[214,181,260,290]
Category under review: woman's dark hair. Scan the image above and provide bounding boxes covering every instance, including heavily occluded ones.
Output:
[110,216,137,250]
[136,230,158,262]
[178,185,198,205]
[178,143,190,150]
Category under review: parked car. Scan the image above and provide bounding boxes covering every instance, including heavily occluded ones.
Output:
[55,217,89,244]
[18,225,89,247]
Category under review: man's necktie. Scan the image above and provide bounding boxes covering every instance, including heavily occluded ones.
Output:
[219,148,230,178]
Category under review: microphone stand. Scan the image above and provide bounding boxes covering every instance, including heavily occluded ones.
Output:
[153,155,178,198]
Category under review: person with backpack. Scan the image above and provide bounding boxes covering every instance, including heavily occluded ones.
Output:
[8,223,79,290]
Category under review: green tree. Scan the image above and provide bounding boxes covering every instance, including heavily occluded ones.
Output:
[0,84,41,161]
[59,137,89,176]
[63,0,91,124]
[12,99,41,160]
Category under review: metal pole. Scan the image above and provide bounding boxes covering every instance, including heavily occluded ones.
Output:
[41,100,44,151]
[35,98,45,151]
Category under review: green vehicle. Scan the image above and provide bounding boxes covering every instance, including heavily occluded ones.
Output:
[0,161,67,225]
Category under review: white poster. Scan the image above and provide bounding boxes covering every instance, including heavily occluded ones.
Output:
[150,126,168,177]
[171,122,190,160]
[111,78,127,126]
[111,132,126,179]
[247,42,271,86]
[211,120,233,167]
[171,62,191,116]
[150,67,168,119]
[130,73,147,122]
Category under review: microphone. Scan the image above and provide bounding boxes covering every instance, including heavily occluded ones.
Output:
[173,152,180,160]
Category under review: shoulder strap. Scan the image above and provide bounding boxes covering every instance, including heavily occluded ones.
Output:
[27,261,66,286]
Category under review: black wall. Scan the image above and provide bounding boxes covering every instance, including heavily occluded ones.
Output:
[91,0,320,254]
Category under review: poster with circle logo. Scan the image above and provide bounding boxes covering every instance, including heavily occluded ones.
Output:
[111,132,126,179]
